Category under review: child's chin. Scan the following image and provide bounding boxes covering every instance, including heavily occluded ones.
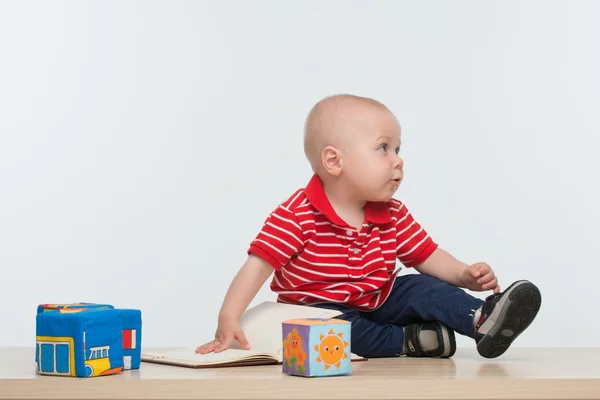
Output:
[369,194,394,203]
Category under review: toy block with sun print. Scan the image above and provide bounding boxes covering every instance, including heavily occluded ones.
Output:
[281,318,351,377]
[35,304,142,377]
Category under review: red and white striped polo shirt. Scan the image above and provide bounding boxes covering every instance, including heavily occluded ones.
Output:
[248,174,438,311]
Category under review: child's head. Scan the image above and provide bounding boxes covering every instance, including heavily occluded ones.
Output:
[303,94,404,203]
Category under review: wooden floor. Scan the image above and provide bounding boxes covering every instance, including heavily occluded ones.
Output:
[1,347,599,399]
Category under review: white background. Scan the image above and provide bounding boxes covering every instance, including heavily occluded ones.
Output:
[1,0,598,350]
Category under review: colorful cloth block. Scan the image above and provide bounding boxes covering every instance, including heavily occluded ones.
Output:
[36,309,124,377]
[281,318,352,377]
[35,303,142,377]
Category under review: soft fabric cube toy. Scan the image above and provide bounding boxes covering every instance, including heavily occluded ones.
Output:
[35,303,142,376]
[281,318,351,377]
[36,309,124,377]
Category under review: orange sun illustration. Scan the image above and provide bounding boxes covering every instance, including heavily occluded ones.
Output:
[314,329,349,370]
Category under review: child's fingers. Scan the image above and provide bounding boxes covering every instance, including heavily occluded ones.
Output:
[477,263,491,276]
[482,276,498,291]
[214,335,233,353]
[214,342,230,353]
[470,266,481,278]
[195,340,217,354]
[477,270,495,284]
[236,329,251,349]
[470,262,490,279]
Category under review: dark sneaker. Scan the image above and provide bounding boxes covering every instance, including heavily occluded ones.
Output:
[404,321,456,358]
[474,280,542,358]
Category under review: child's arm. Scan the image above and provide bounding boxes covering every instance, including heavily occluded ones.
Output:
[195,254,274,354]
[414,248,500,293]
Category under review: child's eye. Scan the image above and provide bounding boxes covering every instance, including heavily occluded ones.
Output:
[379,144,388,152]
[395,147,400,154]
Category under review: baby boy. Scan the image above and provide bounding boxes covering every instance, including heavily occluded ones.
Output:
[196,94,542,359]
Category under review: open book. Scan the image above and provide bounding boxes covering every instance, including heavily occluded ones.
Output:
[141,301,365,368]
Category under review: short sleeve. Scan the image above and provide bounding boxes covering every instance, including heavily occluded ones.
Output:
[393,202,438,267]
[248,205,305,270]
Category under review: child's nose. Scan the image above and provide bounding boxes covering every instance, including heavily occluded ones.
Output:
[394,154,404,169]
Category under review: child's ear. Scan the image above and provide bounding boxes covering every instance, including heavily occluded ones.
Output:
[321,146,342,176]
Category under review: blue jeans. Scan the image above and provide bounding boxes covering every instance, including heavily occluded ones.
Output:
[314,274,485,358]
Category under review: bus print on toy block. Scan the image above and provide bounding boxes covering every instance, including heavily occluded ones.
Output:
[35,309,124,377]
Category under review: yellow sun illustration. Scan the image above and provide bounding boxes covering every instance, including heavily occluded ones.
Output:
[314,328,349,370]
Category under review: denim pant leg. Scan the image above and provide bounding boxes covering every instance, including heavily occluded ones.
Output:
[312,302,406,358]
[368,273,485,339]
[313,274,484,358]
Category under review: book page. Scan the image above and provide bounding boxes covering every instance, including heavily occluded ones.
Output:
[229,301,343,360]
[143,348,274,366]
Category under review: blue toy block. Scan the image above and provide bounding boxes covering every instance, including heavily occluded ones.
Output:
[35,309,124,377]
[119,309,142,370]
[35,303,115,364]
[35,302,142,374]
[281,318,351,377]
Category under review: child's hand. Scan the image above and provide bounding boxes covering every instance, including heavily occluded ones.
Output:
[462,262,500,293]
[195,318,250,354]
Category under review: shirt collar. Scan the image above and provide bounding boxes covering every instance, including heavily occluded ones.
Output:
[304,174,392,227]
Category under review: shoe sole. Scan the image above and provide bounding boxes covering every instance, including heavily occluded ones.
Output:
[476,280,542,359]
